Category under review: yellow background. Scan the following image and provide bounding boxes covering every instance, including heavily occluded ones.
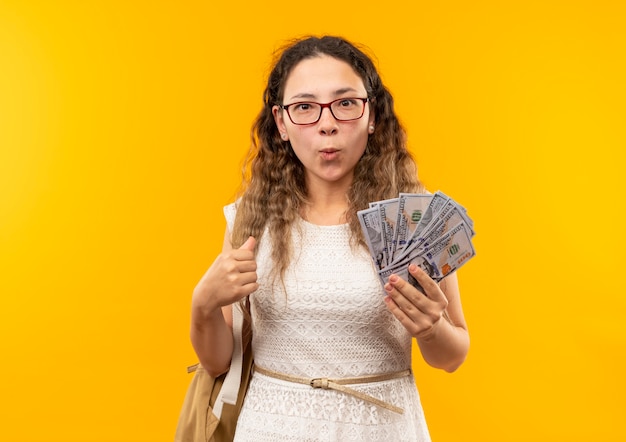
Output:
[1,1,624,441]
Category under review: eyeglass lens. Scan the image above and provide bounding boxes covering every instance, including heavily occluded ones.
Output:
[286,98,366,124]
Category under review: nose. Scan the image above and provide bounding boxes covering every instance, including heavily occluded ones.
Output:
[317,106,338,135]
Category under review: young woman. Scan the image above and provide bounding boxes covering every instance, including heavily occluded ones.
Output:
[190,35,469,441]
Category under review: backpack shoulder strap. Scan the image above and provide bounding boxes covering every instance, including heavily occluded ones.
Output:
[212,303,244,418]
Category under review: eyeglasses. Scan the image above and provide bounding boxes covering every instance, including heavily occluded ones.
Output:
[280,97,369,125]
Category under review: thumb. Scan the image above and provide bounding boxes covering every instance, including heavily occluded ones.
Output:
[239,236,256,251]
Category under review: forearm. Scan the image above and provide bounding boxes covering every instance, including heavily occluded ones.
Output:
[188,229,257,377]
[416,317,469,373]
[190,305,234,378]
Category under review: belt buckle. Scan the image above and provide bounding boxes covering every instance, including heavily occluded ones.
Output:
[310,378,330,389]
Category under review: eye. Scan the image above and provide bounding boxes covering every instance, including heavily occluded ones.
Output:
[293,103,314,112]
[338,98,358,108]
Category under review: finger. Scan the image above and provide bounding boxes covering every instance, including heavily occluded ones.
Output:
[384,274,428,315]
[384,273,413,295]
[239,281,259,298]
[228,248,256,263]
[383,295,434,337]
[384,282,445,339]
[231,237,256,262]
[223,268,258,295]
[385,270,447,327]
[237,271,258,287]
[408,264,445,301]
[229,279,259,300]
[236,260,257,273]
[239,236,256,251]
[385,273,428,306]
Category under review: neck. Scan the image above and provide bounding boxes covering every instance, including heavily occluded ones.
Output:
[302,174,353,225]
[301,194,349,226]
[302,205,347,226]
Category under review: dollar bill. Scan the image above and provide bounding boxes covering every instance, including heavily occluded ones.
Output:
[357,206,386,269]
[377,198,400,265]
[395,191,449,257]
[397,204,473,262]
[409,196,474,248]
[395,199,456,260]
[359,190,476,292]
[394,193,433,256]
[378,221,475,289]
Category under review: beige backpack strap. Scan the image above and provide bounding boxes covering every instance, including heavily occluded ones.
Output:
[212,303,244,419]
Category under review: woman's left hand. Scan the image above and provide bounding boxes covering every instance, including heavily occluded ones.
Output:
[383,263,449,339]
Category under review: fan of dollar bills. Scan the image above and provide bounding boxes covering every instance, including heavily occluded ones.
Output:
[358,191,476,290]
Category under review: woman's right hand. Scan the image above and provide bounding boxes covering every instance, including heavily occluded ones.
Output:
[191,235,258,321]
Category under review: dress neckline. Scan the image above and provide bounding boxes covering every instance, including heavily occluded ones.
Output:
[298,216,349,229]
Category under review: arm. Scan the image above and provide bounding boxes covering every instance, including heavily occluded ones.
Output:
[383,265,469,372]
[190,230,257,377]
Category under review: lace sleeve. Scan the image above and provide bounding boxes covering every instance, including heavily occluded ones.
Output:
[223,202,237,234]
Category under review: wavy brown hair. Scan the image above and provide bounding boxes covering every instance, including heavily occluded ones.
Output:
[231,35,423,284]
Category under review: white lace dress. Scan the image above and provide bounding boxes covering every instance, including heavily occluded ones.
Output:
[225,203,431,442]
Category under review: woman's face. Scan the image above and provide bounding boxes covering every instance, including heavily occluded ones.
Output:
[273,55,375,190]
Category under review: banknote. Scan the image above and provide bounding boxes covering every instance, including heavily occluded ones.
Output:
[360,191,475,290]
[396,204,474,262]
[357,206,386,269]
[378,221,475,290]
[401,191,450,253]
[394,193,433,255]
[395,198,456,261]
[377,198,400,266]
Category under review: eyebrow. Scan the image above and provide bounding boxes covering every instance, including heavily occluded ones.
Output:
[287,87,361,102]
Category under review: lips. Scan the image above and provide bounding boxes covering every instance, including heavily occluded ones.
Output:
[320,148,339,160]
